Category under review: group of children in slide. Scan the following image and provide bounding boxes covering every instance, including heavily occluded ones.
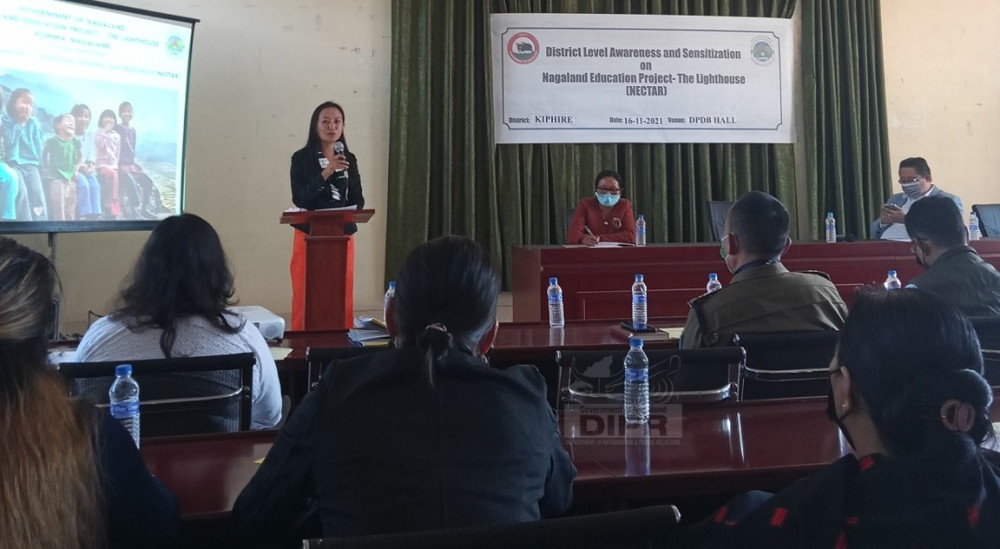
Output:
[0,87,167,222]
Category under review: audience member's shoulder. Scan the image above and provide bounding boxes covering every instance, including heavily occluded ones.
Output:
[793,269,834,282]
[500,362,546,388]
[80,313,129,341]
[315,348,399,391]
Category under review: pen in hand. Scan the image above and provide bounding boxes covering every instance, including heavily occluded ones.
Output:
[583,225,600,244]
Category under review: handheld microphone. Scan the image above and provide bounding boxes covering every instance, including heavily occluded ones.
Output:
[334,141,348,180]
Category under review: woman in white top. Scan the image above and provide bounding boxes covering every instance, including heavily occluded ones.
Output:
[75,213,281,429]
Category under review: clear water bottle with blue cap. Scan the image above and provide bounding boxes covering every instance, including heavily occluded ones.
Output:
[109,364,140,448]
[825,212,836,243]
[635,214,646,247]
[969,212,982,241]
[631,274,647,330]
[547,277,565,328]
[383,281,395,324]
[624,337,649,425]
[884,270,901,290]
[706,272,722,293]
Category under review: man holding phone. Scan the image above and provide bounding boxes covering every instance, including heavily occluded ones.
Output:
[870,157,963,240]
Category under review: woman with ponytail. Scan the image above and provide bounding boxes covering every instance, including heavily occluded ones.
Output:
[695,289,1000,547]
[0,237,177,549]
[234,235,575,547]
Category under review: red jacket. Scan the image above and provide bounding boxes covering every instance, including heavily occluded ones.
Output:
[566,197,636,244]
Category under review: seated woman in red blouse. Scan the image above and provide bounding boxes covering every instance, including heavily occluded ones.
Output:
[566,170,636,245]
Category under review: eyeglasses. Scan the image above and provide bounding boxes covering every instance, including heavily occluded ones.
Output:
[898,176,923,184]
[596,187,621,196]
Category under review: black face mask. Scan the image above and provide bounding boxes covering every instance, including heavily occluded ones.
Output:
[826,384,856,450]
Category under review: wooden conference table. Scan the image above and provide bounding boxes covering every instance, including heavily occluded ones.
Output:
[142,396,848,523]
[512,240,1000,322]
[273,320,684,410]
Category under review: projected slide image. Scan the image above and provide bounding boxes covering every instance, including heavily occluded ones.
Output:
[0,0,194,232]
[1,72,180,222]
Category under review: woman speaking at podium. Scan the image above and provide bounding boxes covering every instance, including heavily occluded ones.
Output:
[289,101,365,330]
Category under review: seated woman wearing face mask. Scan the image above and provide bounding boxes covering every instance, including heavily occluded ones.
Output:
[689,288,1000,548]
[565,169,636,245]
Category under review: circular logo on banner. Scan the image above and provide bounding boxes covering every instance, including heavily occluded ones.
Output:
[507,32,539,64]
[166,35,186,56]
[751,36,775,66]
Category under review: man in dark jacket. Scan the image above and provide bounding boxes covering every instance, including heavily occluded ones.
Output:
[905,195,1000,317]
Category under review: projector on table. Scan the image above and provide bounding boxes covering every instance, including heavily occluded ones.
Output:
[231,305,285,341]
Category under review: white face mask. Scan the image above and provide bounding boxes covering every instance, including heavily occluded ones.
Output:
[901,182,924,200]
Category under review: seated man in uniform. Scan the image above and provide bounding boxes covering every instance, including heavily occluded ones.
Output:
[681,191,848,349]
[904,195,1000,317]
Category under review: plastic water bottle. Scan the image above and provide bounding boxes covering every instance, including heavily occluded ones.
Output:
[383,281,395,324]
[706,272,723,293]
[884,270,901,291]
[109,364,140,448]
[631,274,647,331]
[825,212,837,243]
[624,337,649,425]
[635,214,646,247]
[625,423,651,476]
[970,212,982,241]
[547,277,565,328]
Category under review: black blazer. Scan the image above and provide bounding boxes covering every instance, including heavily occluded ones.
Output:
[290,147,365,211]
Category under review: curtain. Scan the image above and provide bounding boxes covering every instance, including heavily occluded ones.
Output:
[388,0,804,288]
[801,0,890,240]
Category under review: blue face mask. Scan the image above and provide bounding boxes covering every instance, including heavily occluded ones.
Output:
[596,193,620,208]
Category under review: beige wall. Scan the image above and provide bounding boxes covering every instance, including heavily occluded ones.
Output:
[881,0,1000,211]
[13,0,392,334]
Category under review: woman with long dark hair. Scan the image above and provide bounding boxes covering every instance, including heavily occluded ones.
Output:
[288,101,365,330]
[695,289,1000,547]
[75,213,282,429]
[234,236,575,547]
[0,237,177,548]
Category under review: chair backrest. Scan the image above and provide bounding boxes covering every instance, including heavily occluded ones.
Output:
[968,316,1000,386]
[58,352,255,436]
[555,347,744,409]
[732,331,839,400]
[564,207,576,243]
[303,504,681,549]
[706,200,734,242]
[306,346,383,391]
[973,204,1000,238]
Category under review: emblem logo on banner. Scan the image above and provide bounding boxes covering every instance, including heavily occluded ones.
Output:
[507,32,539,64]
[751,37,775,66]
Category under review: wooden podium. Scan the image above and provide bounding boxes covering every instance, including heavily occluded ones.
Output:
[280,209,374,330]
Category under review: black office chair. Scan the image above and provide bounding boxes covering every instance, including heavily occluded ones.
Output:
[303,504,681,549]
[706,200,734,242]
[306,346,385,391]
[973,204,1000,238]
[732,331,839,400]
[968,316,1000,386]
[58,352,255,436]
[555,347,744,409]
[563,207,576,243]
